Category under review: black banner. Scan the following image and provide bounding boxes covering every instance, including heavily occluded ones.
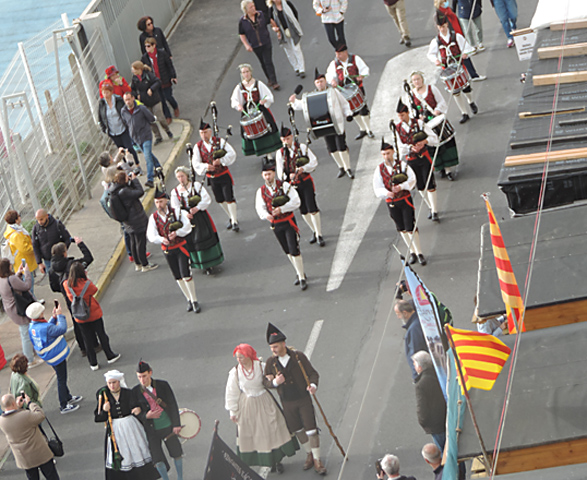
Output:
[203,427,264,480]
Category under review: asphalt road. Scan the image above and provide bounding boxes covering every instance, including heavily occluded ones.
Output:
[0,0,540,478]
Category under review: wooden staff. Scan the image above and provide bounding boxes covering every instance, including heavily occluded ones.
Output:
[296,355,347,458]
[103,392,124,470]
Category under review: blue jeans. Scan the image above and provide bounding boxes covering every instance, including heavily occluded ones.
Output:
[161,86,179,119]
[52,360,72,410]
[19,323,34,363]
[492,0,517,39]
[141,140,161,182]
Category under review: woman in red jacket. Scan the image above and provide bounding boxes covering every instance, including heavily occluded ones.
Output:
[64,262,121,371]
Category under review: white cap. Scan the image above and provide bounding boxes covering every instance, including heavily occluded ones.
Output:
[26,302,45,320]
[104,370,127,388]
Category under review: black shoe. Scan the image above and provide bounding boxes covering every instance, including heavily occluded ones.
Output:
[145,180,154,188]
[346,169,354,179]
[431,212,439,222]
[418,254,427,265]
[294,274,307,286]
[300,278,308,291]
[276,462,284,474]
[367,130,375,138]
[337,167,345,178]
[440,168,447,178]
[300,72,306,79]
[470,102,478,114]
[428,211,432,220]
[399,37,405,45]
[409,253,417,265]
[232,222,240,232]
[205,268,213,275]
[226,220,232,229]
[187,301,193,312]
[193,302,201,313]
[355,131,367,140]
[167,131,174,139]
[446,172,455,181]
[295,70,300,77]
[405,38,412,47]
[459,114,470,124]
[154,138,163,146]
[318,236,325,247]
[309,233,317,244]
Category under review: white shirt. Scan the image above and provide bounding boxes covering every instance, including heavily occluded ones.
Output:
[312,0,347,23]
[191,138,237,177]
[373,161,417,199]
[291,87,352,122]
[396,118,439,158]
[170,182,212,212]
[427,31,473,65]
[411,85,448,115]
[255,181,301,220]
[225,360,268,417]
[146,206,192,244]
[326,54,370,86]
[275,142,318,181]
[231,80,274,111]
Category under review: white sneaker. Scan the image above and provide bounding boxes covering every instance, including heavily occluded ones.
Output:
[90,364,99,371]
[142,263,159,272]
[135,265,142,272]
[108,354,121,364]
[477,43,485,52]
[472,74,487,82]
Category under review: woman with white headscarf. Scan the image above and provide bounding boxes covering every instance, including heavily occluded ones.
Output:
[267,0,305,77]
[94,370,159,479]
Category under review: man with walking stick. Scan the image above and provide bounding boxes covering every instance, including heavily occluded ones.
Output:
[263,323,327,475]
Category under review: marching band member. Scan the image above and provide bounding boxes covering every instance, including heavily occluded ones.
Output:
[146,188,201,313]
[255,163,307,290]
[230,63,282,158]
[427,12,478,124]
[192,119,240,232]
[276,124,325,247]
[326,44,374,140]
[395,99,438,158]
[373,139,426,265]
[170,166,224,275]
[289,68,354,179]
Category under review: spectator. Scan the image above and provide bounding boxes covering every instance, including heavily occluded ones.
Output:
[422,443,443,479]
[382,0,411,47]
[109,170,158,272]
[313,0,347,49]
[49,238,100,357]
[130,61,173,146]
[9,354,41,406]
[138,16,172,57]
[412,351,446,451]
[454,0,484,52]
[3,210,38,292]
[0,259,40,366]
[490,0,517,48]
[121,91,162,188]
[27,301,83,414]
[31,209,71,275]
[377,454,417,480]
[141,37,180,123]
[394,299,428,381]
[0,393,59,479]
[100,65,131,99]
[98,81,140,165]
[63,262,121,371]
[267,0,306,78]
[239,0,280,90]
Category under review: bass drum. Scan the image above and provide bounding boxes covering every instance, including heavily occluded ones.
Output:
[426,114,455,146]
[302,88,344,139]
[178,408,201,441]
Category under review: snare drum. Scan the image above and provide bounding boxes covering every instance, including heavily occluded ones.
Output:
[340,84,365,114]
[427,114,455,145]
[440,65,470,95]
[178,408,201,441]
[302,89,344,139]
[240,109,270,140]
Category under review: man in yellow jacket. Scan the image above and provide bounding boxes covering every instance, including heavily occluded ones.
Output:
[3,210,38,293]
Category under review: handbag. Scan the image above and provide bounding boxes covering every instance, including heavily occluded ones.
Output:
[7,277,35,317]
[39,416,64,457]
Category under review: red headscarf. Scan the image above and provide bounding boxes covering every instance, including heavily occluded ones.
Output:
[233,343,259,361]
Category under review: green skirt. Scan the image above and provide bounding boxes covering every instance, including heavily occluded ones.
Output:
[187,210,224,269]
[237,436,299,467]
[433,137,459,171]
[241,131,282,157]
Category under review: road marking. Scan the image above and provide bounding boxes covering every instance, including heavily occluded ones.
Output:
[258,466,271,478]
[305,319,324,359]
[326,46,438,292]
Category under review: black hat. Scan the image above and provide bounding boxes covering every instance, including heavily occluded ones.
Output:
[280,123,292,137]
[199,118,211,130]
[137,360,151,373]
[412,131,428,143]
[335,44,348,53]
[381,137,394,151]
[266,323,286,344]
[262,157,276,171]
[154,187,169,199]
[435,10,448,26]
[396,99,409,114]
[314,67,325,80]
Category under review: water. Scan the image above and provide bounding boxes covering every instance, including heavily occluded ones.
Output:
[0,0,90,77]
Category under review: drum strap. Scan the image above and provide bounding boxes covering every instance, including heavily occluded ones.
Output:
[142,382,168,409]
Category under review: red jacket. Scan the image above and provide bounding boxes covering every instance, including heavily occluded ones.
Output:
[63,279,103,323]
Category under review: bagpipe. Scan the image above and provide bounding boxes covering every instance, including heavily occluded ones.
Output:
[156,172,184,233]
[403,79,434,122]
[210,101,233,169]
[387,121,409,195]
[184,144,204,209]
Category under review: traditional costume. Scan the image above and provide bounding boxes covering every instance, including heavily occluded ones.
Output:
[225,344,299,469]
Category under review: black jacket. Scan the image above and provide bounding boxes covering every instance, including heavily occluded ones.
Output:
[111,179,148,233]
[49,241,93,296]
[98,95,126,134]
[139,27,172,57]
[414,366,446,434]
[32,215,72,263]
[131,379,181,431]
[141,48,176,87]
[131,70,161,108]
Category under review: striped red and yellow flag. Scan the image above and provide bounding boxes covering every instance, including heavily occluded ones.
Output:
[483,197,526,333]
[447,325,511,393]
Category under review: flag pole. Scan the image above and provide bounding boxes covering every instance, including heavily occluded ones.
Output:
[444,325,493,475]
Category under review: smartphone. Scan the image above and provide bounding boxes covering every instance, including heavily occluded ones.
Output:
[20,391,26,400]
[21,258,26,266]
[375,459,383,478]
[54,299,59,309]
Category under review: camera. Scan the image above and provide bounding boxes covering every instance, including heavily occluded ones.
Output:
[375,459,384,478]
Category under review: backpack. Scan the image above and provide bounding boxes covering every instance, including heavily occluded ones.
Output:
[68,280,92,321]
[100,189,115,220]
[48,267,63,293]
[1,232,16,264]
[104,187,129,222]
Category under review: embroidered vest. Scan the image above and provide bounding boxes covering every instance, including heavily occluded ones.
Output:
[413,85,438,111]
[335,54,362,88]
[437,30,461,67]
[380,162,409,203]
[241,81,261,112]
[396,118,421,146]
[196,139,229,177]
[280,143,309,184]
[261,181,291,221]
[153,208,184,248]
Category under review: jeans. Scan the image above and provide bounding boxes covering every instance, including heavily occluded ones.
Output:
[252,43,278,85]
[109,130,139,165]
[385,0,410,39]
[492,0,517,39]
[141,140,162,183]
[78,318,116,367]
[25,459,60,480]
[52,360,71,410]
[122,225,132,257]
[19,323,34,363]
[324,21,346,49]
[463,57,478,78]
[161,86,179,119]
[460,15,483,46]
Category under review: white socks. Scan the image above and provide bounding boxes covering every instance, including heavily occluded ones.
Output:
[427,190,438,214]
[219,202,231,220]
[227,202,238,224]
[311,212,322,237]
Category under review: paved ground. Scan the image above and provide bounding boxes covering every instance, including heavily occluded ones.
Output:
[0,0,544,478]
